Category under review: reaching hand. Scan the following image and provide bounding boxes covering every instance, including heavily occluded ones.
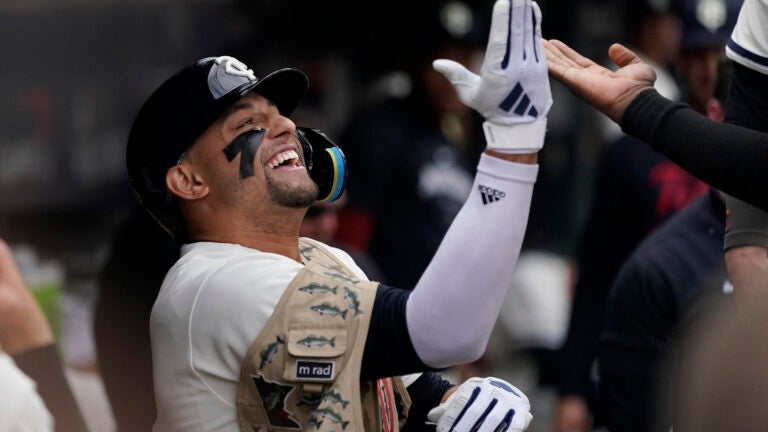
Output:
[543,39,656,123]
[433,0,552,154]
[427,377,533,431]
[0,240,53,354]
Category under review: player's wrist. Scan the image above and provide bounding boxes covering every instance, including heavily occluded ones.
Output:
[482,119,547,154]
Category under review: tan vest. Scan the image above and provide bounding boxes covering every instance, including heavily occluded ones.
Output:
[236,238,411,431]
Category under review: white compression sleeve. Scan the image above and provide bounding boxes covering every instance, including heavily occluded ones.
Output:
[406,153,538,368]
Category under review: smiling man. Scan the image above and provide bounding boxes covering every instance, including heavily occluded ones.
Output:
[125,2,549,431]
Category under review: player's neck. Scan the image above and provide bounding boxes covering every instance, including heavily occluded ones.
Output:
[187,204,306,262]
[194,227,303,262]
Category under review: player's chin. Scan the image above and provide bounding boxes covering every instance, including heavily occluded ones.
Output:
[266,175,319,208]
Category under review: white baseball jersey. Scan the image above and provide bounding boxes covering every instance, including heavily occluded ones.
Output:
[150,241,366,432]
[726,0,768,74]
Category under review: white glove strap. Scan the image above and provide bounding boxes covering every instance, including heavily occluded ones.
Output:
[483,119,547,154]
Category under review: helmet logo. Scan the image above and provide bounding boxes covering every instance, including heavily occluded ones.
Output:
[215,56,256,80]
[203,55,257,99]
[696,0,727,32]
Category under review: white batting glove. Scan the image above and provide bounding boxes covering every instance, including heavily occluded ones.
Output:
[427,377,533,431]
[433,0,551,153]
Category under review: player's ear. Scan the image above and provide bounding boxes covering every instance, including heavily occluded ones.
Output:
[166,164,209,201]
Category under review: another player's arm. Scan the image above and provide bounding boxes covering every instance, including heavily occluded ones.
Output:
[544,38,768,211]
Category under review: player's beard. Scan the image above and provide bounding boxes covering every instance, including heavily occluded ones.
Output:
[265,174,318,208]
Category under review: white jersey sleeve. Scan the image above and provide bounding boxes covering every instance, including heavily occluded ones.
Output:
[0,352,53,432]
[726,0,768,74]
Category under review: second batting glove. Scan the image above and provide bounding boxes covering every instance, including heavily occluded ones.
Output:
[427,377,533,431]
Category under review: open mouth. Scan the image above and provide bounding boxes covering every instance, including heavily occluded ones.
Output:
[266,149,302,169]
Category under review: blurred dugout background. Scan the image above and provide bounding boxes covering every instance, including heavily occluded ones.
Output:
[0,0,626,430]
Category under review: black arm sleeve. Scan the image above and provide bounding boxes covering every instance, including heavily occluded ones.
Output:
[13,344,89,432]
[402,372,455,432]
[621,88,768,211]
[361,284,440,381]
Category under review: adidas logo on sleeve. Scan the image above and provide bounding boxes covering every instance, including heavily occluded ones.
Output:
[478,184,505,205]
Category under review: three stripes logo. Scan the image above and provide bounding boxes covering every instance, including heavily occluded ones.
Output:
[498,82,539,117]
[479,185,505,205]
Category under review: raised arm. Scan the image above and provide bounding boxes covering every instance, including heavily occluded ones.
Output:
[405,0,550,368]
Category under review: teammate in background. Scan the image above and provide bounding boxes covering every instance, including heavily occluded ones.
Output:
[94,203,179,432]
[125,0,548,430]
[672,281,768,431]
[300,198,385,282]
[541,2,768,211]
[554,2,688,428]
[338,0,489,288]
[720,0,768,294]
[596,54,734,431]
[594,0,681,144]
[0,239,88,432]
[552,1,740,429]
[543,0,768,284]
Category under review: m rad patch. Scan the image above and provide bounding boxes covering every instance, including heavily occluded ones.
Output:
[295,359,336,381]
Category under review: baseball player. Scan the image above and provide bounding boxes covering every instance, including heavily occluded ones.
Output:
[720,0,768,293]
[126,0,549,430]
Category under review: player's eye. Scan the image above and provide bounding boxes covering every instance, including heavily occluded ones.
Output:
[239,118,254,128]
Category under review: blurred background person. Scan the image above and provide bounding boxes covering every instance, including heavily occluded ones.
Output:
[671,283,768,431]
[554,0,689,428]
[553,0,739,430]
[0,238,88,431]
[300,196,385,282]
[93,203,179,432]
[336,0,490,288]
[597,183,728,432]
[595,16,740,426]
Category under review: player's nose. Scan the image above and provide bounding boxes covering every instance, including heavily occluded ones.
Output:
[265,114,296,141]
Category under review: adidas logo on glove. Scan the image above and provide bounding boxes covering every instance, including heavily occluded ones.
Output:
[499,82,539,118]
[479,185,505,205]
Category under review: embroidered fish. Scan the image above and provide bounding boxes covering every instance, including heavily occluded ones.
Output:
[259,336,284,369]
[310,302,348,319]
[323,389,350,409]
[313,407,350,430]
[322,268,359,285]
[297,335,336,348]
[325,264,353,275]
[343,287,362,316]
[308,415,324,429]
[298,283,338,295]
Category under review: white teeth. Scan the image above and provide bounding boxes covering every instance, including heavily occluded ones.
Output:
[267,150,300,169]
